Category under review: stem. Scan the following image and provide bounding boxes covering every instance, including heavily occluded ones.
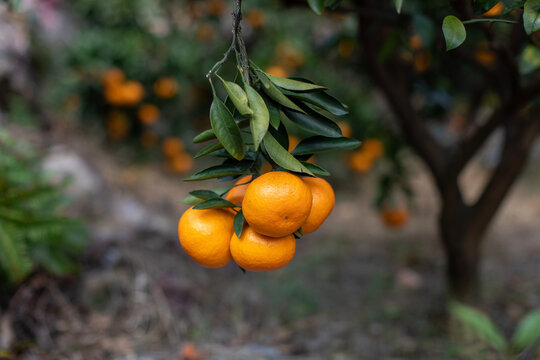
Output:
[462,18,518,24]
[233,0,250,85]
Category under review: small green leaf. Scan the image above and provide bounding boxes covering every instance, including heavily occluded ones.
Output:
[265,97,282,129]
[291,136,361,155]
[282,106,343,138]
[524,0,540,35]
[193,198,237,210]
[301,161,330,176]
[512,309,540,350]
[194,142,224,158]
[284,89,348,116]
[184,163,252,181]
[256,71,306,113]
[234,210,245,238]
[442,15,466,51]
[189,190,221,200]
[307,0,325,14]
[245,84,270,150]
[265,74,327,92]
[217,75,253,115]
[263,133,313,175]
[268,122,290,150]
[448,301,507,352]
[394,0,403,14]
[210,94,245,160]
[193,129,216,143]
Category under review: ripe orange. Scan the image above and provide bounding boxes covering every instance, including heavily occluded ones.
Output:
[154,77,178,98]
[483,1,504,16]
[413,50,432,73]
[337,121,352,138]
[266,65,289,78]
[167,152,194,173]
[137,104,160,125]
[474,48,496,67]
[246,8,265,29]
[120,81,145,106]
[178,207,234,268]
[162,137,184,157]
[261,162,273,174]
[302,177,335,234]
[288,135,301,152]
[230,226,295,272]
[102,68,125,86]
[381,206,409,228]
[409,34,423,51]
[348,150,374,173]
[242,171,312,237]
[225,175,252,207]
[362,138,385,159]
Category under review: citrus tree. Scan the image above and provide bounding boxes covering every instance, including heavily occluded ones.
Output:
[298,0,540,302]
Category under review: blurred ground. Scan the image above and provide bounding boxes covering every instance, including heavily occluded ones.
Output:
[3,122,540,360]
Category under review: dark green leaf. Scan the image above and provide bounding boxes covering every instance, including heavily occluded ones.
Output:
[268,123,289,150]
[210,95,245,160]
[234,210,245,238]
[266,73,327,91]
[283,90,348,116]
[189,190,221,200]
[265,97,281,129]
[263,133,313,175]
[524,0,540,35]
[256,71,305,113]
[442,15,466,50]
[193,198,237,210]
[194,142,224,158]
[245,84,270,150]
[307,0,325,14]
[184,163,252,181]
[291,136,361,155]
[512,309,540,350]
[193,129,216,144]
[282,105,342,138]
[301,162,330,176]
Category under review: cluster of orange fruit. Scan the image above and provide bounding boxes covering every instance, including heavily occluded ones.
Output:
[102,68,145,107]
[178,171,335,271]
[162,137,193,173]
[348,138,384,173]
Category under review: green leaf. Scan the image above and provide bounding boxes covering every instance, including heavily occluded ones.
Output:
[193,129,216,144]
[210,94,245,160]
[189,190,221,200]
[256,71,306,113]
[217,75,253,115]
[0,222,32,283]
[245,84,270,150]
[512,309,540,350]
[394,0,403,14]
[265,97,281,129]
[268,122,290,150]
[520,45,540,74]
[307,0,325,14]
[194,142,224,158]
[442,15,466,51]
[193,198,237,210]
[524,0,540,35]
[265,74,327,92]
[263,133,313,175]
[448,301,507,352]
[234,210,245,238]
[184,163,252,181]
[291,136,361,155]
[282,106,343,138]
[284,90,348,116]
[182,195,205,205]
[301,162,330,176]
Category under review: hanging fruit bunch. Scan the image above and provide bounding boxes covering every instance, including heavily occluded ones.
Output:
[178,0,360,272]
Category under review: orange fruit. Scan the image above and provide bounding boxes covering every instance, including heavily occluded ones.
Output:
[381,206,409,228]
[246,8,265,29]
[120,81,145,106]
[348,150,374,173]
[266,65,289,78]
[230,226,296,272]
[104,82,125,105]
[362,138,385,159]
[301,177,335,234]
[106,111,129,140]
[483,1,504,16]
[102,68,125,86]
[154,77,178,98]
[338,38,355,58]
[180,342,202,360]
[178,207,234,268]
[288,135,301,152]
[474,48,496,67]
[162,137,184,157]
[225,175,252,207]
[242,171,312,237]
[137,104,160,125]
[409,34,423,51]
[413,50,431,73]
[337,121,352,138]
[167,152,193,173]
[261,162,273,174]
